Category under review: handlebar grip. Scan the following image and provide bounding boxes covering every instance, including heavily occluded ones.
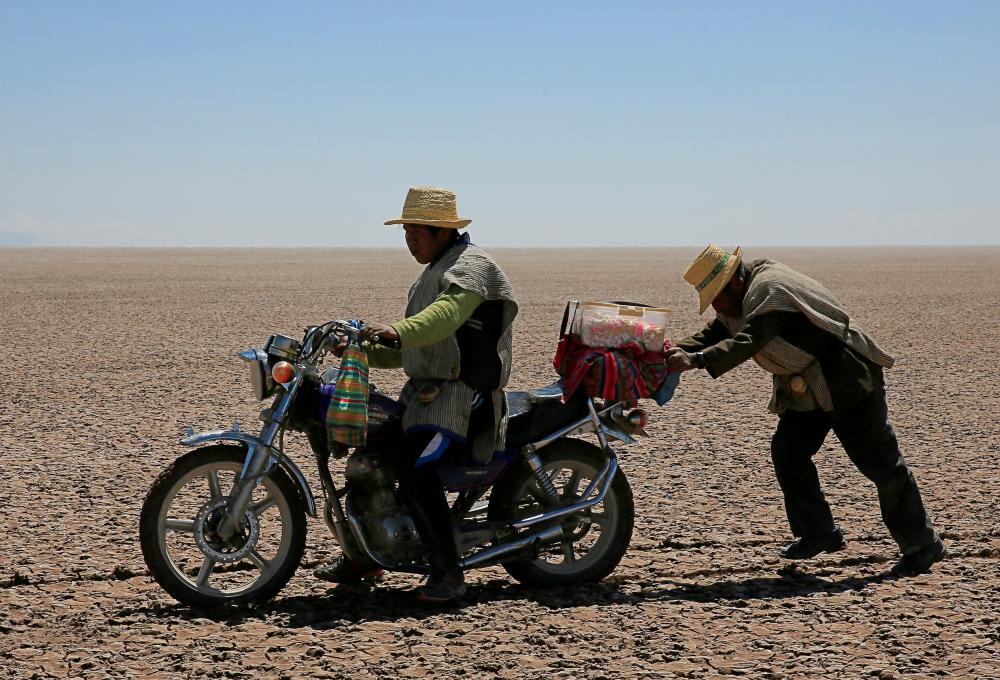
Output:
[372,335,401,349]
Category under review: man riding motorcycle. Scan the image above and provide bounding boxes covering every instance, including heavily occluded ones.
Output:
[315,186,518,602]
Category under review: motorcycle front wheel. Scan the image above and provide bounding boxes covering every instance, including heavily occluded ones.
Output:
[487,439,634,587]
[139,445,306,607]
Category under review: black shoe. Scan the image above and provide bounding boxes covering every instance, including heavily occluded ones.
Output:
[416,569,466,603]
[314,555,385,583]
[779,529,847,560]
[891,538,946,577]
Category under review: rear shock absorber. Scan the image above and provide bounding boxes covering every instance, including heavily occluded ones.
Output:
[522,451,559,500]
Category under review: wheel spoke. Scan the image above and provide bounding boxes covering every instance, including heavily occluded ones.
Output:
[249,496,276,517]
[564,470,582,498]
[562,541,577,563]
[248,550,272,574]
[206,470,222,500]
[525,485,552,505]
[588,511,608,526]
[165,519,195,533]
[196,557,216,588]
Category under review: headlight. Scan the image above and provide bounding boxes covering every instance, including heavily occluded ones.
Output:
[238,349,274,401]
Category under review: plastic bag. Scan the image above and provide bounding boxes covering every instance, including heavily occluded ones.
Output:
[326,341,370,447]
[570,301,670,352]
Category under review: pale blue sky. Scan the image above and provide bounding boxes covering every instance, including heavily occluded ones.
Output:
[1,2,998,247]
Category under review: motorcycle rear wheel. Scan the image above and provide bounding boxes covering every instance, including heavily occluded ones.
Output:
[139,445,306,607]
[487,439,634,587]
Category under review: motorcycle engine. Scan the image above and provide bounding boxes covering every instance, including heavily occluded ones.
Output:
[344,449,422,562]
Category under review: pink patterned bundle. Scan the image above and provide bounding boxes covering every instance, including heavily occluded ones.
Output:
[573,302,671,352]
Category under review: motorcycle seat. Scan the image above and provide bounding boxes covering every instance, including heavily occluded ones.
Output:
[505,381,589,448]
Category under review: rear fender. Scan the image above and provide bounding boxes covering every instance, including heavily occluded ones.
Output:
[529,415,636,453]
[180,429,317,517]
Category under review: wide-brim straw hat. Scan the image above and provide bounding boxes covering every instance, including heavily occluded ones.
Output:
[683,244,744,315]
[384,186,471,229]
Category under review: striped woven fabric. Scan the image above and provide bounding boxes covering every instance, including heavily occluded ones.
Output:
[399,233,518,463]
[743,260,894,368]
[721,259,894,413]
[554,334,674,406]
[326,342,370,447]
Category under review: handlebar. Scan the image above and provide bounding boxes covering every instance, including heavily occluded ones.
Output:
[301,320,400,361]
[370,334,401,349]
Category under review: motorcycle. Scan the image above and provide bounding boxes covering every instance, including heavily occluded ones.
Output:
[139,319,650,607]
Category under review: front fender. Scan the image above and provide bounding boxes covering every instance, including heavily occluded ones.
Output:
[180,429,318,517]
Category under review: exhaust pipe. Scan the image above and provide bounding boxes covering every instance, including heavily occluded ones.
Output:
[323,504,379,569]
[459,524,564,570]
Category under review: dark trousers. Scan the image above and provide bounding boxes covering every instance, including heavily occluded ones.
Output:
[396,432,460,573]
[394,395,494,574]
[770,387,937,555]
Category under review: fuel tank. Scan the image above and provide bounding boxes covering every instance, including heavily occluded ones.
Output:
[365,386,404,443]
[307,368,403,444]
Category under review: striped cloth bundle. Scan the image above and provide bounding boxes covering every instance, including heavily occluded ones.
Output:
[326,342,370,447]
[554,334,676,406]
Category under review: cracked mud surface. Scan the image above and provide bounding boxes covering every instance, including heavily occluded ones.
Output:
[2,246,998,679]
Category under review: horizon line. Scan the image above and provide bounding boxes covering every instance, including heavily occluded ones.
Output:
[1,243,998,250]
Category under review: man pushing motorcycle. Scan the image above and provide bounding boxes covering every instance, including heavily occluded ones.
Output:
[665,245,945,577]
[315,186,518,602]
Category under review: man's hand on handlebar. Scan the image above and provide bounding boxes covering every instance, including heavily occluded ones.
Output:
[361,322,400,346]
[322,334,348,358]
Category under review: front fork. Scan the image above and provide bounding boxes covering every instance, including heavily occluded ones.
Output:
[218,373,305,540]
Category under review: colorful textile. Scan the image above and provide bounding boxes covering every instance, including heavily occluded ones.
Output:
[553,334,677,406]
[326,342,370,447]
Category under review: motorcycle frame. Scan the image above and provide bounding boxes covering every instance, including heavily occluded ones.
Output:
[180,321,641,573]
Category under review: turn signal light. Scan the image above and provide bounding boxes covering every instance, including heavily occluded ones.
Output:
[271,361,295,384]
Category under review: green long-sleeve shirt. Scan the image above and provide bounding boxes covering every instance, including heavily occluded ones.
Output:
[677,311,883,413]
[364,285,485,368]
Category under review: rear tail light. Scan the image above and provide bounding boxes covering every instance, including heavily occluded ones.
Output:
[626,408,647,430]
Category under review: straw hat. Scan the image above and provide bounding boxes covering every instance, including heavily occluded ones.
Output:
[683,244,744,315]
[384,186,471,229]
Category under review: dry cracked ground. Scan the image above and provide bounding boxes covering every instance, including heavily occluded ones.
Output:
[1,246,998,679]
